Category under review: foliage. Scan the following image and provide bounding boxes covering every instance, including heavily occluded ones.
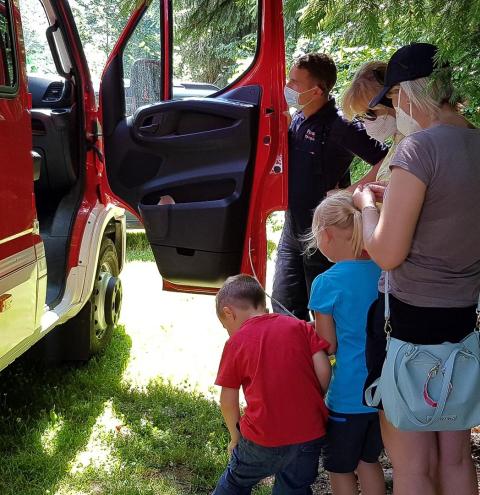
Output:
[70,0,129,81]
[172,0,258,86]
[18,0,57,75]
[296,0,480,123]
[126,231,155,262]
[24,0,480,124]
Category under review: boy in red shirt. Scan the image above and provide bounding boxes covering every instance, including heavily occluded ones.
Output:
[212,274,331,494]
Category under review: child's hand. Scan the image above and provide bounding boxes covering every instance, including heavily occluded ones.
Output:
[228,436,239,456]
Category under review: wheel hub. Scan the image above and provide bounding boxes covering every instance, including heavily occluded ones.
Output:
[93,268,122,340]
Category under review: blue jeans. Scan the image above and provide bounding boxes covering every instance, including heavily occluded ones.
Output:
[212,436,324,495]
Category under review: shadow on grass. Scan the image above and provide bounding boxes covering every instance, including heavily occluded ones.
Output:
[107,380,230,494]
[0,326,132,495]
[0,326,238,494]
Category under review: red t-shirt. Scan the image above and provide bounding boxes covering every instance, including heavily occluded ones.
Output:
[215,313,329,447]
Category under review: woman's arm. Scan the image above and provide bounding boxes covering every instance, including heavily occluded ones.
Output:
[314,311,337,354]
[353,167,426,270]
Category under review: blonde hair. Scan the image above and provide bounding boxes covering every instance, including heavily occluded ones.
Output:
[400,71,455,118]
[342,61,387,120]
[305,190,364,258]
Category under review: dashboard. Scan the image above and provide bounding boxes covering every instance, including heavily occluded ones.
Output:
[28,75,73,109]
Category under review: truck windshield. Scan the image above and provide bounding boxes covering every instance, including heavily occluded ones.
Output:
[18,0,57,76]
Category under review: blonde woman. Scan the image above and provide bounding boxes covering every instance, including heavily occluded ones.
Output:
[342,61,403,182]
[307,190,385,495]
[354,43,480,495]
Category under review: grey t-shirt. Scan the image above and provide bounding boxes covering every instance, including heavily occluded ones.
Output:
[384,124,480,308]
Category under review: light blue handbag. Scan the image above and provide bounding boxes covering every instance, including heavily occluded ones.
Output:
[365,272,480,431]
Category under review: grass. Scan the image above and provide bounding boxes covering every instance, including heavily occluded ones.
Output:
[0,326,233,494]
[0,250,275,495]
[126,231,155,262]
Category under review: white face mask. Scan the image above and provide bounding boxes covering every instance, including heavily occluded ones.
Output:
[284,86,315,110]
[395,87,422,136]
[363,114,397,143]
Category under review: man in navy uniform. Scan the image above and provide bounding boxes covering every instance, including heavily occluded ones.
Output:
[273,53,388,320]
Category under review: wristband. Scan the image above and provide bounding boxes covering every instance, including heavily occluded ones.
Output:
[362,205,378,213]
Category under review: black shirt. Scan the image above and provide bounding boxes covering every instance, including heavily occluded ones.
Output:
[288,98,388,233]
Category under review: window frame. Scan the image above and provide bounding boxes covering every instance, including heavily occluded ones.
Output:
[0,0,19,97]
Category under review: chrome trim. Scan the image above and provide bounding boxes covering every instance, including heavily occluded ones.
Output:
[0,246,36,279]
[0,228,34,246]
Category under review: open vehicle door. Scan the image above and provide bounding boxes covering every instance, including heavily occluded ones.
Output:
[99,0,287,292]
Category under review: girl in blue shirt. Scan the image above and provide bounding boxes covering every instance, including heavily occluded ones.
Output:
[306,190,385,495]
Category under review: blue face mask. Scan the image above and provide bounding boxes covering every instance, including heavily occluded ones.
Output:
[284,85,315,110]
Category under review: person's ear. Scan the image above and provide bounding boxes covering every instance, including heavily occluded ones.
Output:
[323,227,334,243]
[314,85,324,98]
[222,306,236,321]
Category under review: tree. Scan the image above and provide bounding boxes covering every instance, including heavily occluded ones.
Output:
[70,0,131,82]
[298,0,480,122]
[182,0,480,122]
[172,0,258,86]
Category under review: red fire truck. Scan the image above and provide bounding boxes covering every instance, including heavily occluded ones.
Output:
[0,0,287,370]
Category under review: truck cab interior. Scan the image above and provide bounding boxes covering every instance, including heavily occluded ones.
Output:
[23,0,86,307]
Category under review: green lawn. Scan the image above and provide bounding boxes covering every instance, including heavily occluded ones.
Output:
[0,328,233,494]
[0,238,273,495]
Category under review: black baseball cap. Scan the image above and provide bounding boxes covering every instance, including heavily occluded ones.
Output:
[370,43,439,108]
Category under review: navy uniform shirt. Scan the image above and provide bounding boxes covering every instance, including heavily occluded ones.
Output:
[288,98,388,234]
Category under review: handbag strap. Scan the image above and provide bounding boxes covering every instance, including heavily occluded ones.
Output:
[364,378,382,407]
[477,291,480,330]
[384,271,392,339]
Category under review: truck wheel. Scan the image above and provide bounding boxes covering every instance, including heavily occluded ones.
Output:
[89,237,122,355]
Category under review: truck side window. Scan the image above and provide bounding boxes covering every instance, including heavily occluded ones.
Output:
[171,0,259,98]
[0,0,16,89]
[122,0,161,116]
[122,0,259,115]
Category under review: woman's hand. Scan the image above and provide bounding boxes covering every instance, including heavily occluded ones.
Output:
[366,181,388,202]
[352,184,377,210]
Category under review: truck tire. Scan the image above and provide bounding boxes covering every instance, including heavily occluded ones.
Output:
[89,237,122,355]
[29,237,123,362]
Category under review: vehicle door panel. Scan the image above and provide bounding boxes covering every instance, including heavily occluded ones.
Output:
[105,90,259,286]
[101,0,287,291]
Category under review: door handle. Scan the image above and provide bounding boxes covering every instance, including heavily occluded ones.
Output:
[139,123,159,134]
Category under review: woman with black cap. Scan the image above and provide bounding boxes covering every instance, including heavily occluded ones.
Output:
[353,43,480,494]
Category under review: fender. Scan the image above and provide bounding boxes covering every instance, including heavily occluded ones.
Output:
[40,201,125,334]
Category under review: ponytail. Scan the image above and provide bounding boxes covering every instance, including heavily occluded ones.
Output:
[307,190,364,257]
[351,208,364,258]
